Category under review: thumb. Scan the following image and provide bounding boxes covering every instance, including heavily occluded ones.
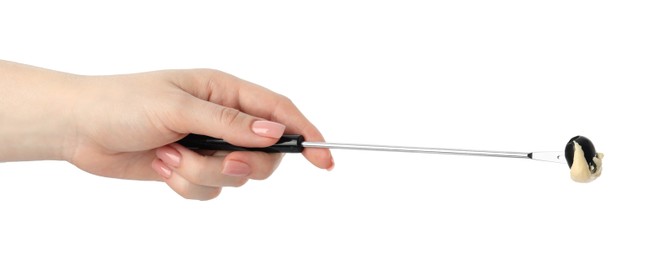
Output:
[171,98,286,147]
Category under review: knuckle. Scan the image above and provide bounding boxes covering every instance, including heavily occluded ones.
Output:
[272,94,302,120]
[216,107,242,127]
[198,188,222,201]
[182,157,210,185]
[177,183,222,201]
[177,183,196,200]
[184,171,205,186]
[278,94,292,103]
[249,155,281,181]
[278,94,295,108]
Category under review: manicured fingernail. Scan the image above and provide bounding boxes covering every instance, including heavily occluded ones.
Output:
[158,164,173,179]
[251,120,286,138]
[222,160,251,176]
[158,148,181,167]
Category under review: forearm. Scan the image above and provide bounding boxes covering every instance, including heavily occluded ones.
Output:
[0,60,79,162]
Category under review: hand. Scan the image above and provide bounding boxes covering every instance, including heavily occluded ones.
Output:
[0,60,334,200]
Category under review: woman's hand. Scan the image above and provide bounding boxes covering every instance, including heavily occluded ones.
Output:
[0,60,334,200]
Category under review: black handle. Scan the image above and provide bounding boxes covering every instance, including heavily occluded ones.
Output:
[177,134,305,153]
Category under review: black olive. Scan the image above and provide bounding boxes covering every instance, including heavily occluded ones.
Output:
[564,136,597,169]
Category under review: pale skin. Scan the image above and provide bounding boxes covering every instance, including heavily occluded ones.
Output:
[0,60,334,200]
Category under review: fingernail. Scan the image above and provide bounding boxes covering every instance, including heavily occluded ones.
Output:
[327,157,335,171]
[157,148,182,167]
[251,120,286,138]
[222,160,251,176]
[158,164,173,179]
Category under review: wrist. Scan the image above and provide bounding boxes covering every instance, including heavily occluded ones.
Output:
[0,61,80,162]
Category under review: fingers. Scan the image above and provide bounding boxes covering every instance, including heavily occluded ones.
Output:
[224,149,284,180]
[169,96,287,148]
[172,69,334,170]
[264,97,334,170]
[152,159,222,200]
[150,143,283,200]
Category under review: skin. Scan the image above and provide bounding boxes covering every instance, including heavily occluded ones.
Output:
[569,142,603,183]
[0,60,334,200]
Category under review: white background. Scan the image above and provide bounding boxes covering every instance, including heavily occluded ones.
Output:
[1,1,654,259]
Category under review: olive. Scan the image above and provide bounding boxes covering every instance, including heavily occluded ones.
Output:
[564,136,597,169]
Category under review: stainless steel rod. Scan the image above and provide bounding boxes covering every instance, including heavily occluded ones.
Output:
[177,134,566,164]
[302,141,530,159]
